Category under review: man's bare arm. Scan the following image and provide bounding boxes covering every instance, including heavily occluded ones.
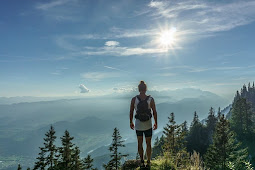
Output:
[129,97,135,130]
[151,98,158,130]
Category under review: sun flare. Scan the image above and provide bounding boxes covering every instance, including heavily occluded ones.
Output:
[158,28,177,48]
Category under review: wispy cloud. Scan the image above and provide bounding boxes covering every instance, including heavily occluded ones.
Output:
[35,0,81,22]
[109,27,157,39]
[161,65,244,73]
[104,66,120,71]
[56,27,157,42]
[36,0,73,10]
[0,55,53,62]
[81,72,120,81]
[148,0,255,35]
[214,83,242,86]
[160,65,192,70]
[209,51,243,62]
[51,72,61,75]
[78,46,171,56]
[55,36,79,51]
[188,66,242,73]
[104,66,129,73]
[158,73,176,77]
[50,67,69,75]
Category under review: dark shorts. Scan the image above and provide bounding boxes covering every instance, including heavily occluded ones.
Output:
[136,128,152,137]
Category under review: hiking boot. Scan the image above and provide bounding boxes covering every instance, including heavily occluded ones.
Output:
[140,160,145,168]
[146,160,151,169]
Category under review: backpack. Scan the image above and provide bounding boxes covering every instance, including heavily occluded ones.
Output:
[135,95,152,122]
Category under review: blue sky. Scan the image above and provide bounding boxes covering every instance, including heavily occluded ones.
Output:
[1,0,255,98]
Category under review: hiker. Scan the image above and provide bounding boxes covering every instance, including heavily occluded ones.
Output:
[129,81,158,168]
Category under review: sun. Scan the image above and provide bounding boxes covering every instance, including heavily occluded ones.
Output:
[158,28,177,48]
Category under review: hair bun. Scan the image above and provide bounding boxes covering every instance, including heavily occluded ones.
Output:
[138,81,147,92]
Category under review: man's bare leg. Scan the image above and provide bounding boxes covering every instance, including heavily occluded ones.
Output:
[137,136,144,162]
[145,136,152,163]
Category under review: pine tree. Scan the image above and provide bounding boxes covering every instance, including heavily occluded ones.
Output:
[217,107,221,120]
[17,164,22,170]
[163,112,177,154]
[205,115,248,170]
[162,113,189,168]
[104,127,127,170]
[34,147,46,170]
[241,85,248,98]
[152,137,159,158]
[191,111,199,127]
[187,112,208,155]
[83,154,95,170]
[34,126,58,170]
[44,125,58,169]
[248,83,252,101]
[206,107,218,144]
[233,90,241,104]
[58,130,75,170]
[182,121,188,135]
[72,146,83,170]
[179,121,188,149]
[231,97,254,141]
[152,135,164,158]
[163,112,185,154]
[154,136,159,146]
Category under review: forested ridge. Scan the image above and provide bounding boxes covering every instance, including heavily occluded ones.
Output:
[17,83,255,170]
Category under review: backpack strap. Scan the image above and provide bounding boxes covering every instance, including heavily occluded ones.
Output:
[145,95,151,101]
[136,95,142,102]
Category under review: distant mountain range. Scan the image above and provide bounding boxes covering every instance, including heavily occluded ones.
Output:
[0,88,230,105]
[0,96,63,105]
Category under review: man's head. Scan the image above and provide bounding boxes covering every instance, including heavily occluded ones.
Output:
[138,81,147,92]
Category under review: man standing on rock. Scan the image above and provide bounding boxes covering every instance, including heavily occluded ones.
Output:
[129,81,158,168]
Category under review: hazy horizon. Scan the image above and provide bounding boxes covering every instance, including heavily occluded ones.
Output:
[0,87,235,104]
